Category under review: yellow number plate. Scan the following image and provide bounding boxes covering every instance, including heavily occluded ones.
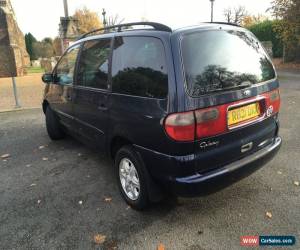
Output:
[228,102,260,126]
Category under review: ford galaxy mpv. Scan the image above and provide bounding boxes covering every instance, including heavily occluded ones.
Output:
[42,22,281,209]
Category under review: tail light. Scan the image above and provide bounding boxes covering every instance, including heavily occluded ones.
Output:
[164,88,280,142]
[164,107,227,142]
[164,111,195,141]
[266,89,280,114]
[195,107,227,138]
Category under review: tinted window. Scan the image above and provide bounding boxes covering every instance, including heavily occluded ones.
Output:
[55,45,80,85]
[77,39,111,89]
[181,30,276,96]
[112,36,168,98]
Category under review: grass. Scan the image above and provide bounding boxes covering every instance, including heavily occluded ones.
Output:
[26,67,45,74]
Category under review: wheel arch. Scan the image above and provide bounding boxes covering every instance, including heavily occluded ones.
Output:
[110,136,164,203]
[110,135,133,159]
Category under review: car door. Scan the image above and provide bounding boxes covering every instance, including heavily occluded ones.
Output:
[48,44,81,130]
[72,38,112,151]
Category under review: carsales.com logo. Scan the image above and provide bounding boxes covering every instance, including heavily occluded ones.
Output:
[240,236,296,247]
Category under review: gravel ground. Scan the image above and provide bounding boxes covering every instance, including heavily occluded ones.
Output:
[0,72,299,250]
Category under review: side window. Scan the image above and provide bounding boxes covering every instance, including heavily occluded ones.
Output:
[55,45,80,85]
[77,39,111,89]
[112,36,168,98]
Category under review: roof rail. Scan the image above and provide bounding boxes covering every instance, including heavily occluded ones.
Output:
[77,22,172,40]
[204,22,241,27]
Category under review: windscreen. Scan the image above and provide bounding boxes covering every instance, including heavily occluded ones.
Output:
[181,29,276,96]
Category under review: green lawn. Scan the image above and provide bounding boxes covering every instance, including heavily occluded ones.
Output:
[26,67,45,74]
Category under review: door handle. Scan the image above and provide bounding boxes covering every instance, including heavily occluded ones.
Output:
[241,142,253,153]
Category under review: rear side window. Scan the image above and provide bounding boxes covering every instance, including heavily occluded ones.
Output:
[181,30,276,96]
[77,39,111,89]
[112,36,168,98]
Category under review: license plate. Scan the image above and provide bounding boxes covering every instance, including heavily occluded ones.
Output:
[228,102,260,126]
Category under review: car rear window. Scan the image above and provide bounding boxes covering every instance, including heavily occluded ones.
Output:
[181,30,276,97]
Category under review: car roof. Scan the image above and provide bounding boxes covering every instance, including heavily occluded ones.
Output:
[72,22,244,46]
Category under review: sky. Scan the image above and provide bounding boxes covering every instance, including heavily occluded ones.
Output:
[10,0,273,40]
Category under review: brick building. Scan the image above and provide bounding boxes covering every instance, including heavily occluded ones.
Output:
[0,0,30,77]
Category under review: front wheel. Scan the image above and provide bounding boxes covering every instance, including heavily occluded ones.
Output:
[115,146,150,210]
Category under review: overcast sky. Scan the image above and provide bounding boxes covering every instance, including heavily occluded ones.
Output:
[11,0,273,40]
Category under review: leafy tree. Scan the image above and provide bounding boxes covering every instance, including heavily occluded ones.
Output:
[241,15,268,28]
[42,37,53,45]
[33,41,54,59]
[268,0,300,62]
[73,7,103,34]
[248,20,283,58]
[25,33,37,60]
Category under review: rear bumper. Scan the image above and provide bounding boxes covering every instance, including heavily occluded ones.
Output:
[169,136,282,197]
[135,136,281,197]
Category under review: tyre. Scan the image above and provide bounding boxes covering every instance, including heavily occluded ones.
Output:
[45,106,65,140]
[115,145,150,210]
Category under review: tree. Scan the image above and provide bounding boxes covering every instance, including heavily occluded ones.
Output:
[224,6,248,25]
[33,41,54,59]
[241,15,268,28]
[53,37,63,56]
[248,20,283,58]
[73,7,103,34]
[268,0,300,62]
[25,33,37,60]
[42,37,53,45]
[106,14,125,26]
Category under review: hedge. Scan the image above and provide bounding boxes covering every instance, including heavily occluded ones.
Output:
[248,20,283,58]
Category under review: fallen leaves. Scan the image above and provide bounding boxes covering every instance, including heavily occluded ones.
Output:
[78,200,83,205]
[30,183,37,187]
[266,211,272,219]
[277,171,282,175]
[42,157,48,161]
[39,146,45,150]
[157,243,165,250]
[294,181,299,186]
[1,154,10,159]
[37,200,41,204]
[26,164,32,167]
[93,234,106,245]
[104,197,112,202]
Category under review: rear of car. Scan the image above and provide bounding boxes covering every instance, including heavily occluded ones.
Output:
[151,24,281,196]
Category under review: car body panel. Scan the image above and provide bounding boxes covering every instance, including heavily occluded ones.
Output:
[43,23,281,197]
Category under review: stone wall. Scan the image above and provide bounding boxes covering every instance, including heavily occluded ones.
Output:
[0,1,30,78]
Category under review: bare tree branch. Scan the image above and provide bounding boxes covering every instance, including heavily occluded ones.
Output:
[223,6,248,25]
[106,14,125,26]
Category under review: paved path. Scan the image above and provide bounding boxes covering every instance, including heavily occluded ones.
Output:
[0,74,44,111]
[0,74,299,249]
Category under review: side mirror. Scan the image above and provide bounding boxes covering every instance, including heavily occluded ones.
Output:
[42,73,53,84]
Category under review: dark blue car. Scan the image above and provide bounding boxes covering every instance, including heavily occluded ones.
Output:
[42,22,281,210]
